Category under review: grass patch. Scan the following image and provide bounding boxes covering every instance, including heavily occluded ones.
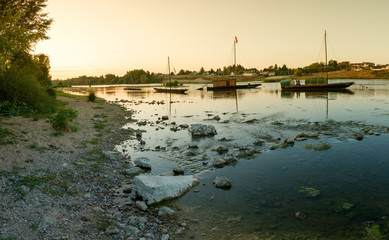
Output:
[88,138,99,144]
[0,127,17,145]
[93,217,114,231]
[303,141,332,150]
[27,143,47,153]
[50,130,65,137]
[8,169,78,197]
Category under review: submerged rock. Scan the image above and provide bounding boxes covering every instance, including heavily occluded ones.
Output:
[189,124,217,136]
[213,176,232,189]
[211,158,226,168]
[134,175,199,205]
[188,142,199,149]
[299,187,320,198]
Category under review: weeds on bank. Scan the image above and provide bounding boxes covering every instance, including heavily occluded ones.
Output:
[50,107,79,132]
[88,92,96,102]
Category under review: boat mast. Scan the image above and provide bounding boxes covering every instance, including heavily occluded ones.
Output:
[168,56,171,91]
[324,30,328,85]
[234,36,237,81]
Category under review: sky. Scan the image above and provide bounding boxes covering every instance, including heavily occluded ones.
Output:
[34,0,389,80]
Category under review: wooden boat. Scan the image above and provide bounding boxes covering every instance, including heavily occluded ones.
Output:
[124,87,142,90]
[154,57,188,94]
[154,88,187,94]
[206,81,261,91]
[281,31,354,91]
[281,79,354,91]
[205,36,261,91]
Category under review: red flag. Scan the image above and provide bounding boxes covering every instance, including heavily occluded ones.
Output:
[235,36,238,43]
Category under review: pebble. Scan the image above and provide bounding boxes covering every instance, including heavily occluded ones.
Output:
[136,201,148,211]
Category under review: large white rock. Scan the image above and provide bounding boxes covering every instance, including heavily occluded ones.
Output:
[134,175,199,205]
[189,124,217,136]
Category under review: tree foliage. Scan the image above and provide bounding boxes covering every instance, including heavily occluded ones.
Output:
[0,0,52,71]
[0,0,54,113]
[57,69,162,86]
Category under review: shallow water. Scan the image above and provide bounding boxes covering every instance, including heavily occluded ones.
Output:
[68,79,389,239]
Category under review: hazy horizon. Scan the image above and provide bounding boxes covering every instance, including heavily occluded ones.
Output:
[34,0,389,80]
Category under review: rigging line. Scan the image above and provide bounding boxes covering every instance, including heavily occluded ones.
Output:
[327,36,338,61]
[236,44,250,69]
[224,43,235,69]
[316,36,325,64]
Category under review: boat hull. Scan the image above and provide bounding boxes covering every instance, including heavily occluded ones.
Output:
[281,82,354,91]
[206,83,261,91]
[124,88,142,90]
[154,88,188,94]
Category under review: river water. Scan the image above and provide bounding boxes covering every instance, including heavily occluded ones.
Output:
[68,79,389,239]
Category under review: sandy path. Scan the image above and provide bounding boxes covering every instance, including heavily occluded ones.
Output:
[0,96,128,171]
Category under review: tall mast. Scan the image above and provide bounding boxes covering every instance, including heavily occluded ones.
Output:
[168,56,171,90]
[324,30,328,84]
[234,37,237,80]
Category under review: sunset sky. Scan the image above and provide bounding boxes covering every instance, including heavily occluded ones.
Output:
[34,0,389,80]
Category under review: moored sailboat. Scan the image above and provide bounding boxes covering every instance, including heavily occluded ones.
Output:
[154,57,188,94]
[206,36,261,91]
[281,31,354,91]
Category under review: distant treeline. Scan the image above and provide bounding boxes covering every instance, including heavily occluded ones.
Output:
[54,69,162,86]
[54,60,389,86]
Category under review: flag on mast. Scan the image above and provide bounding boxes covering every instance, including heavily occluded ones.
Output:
[235,36,238,43]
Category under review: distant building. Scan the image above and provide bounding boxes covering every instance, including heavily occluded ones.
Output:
[259,71,275,76]
[339,61,350,66]
[243,71,257,77]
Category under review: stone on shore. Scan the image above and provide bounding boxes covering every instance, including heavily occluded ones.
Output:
[124,167,143,177]
[158,206,175,217]
[173,166,185,175]
[136,201,148,211]
[284,137,294,144]
[134,175,199,205]
[134,158,151,170]
[189,124,217,136]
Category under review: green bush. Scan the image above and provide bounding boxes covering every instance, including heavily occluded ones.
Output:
[0,68,56,112]
[50,107,78,132]
[88,92,96,102]
[46,87,56,98]
[0,101,37,117]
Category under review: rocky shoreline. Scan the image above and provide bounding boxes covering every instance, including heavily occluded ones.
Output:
[0,96,192,240]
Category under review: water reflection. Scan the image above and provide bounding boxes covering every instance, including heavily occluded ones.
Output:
[65,79,389,239]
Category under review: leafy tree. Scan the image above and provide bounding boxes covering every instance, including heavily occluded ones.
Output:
[294,68,303,77]
[199,67,205,75]
[0,0,53,72]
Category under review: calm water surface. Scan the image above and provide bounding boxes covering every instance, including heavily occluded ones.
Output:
[69,79,389,239]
